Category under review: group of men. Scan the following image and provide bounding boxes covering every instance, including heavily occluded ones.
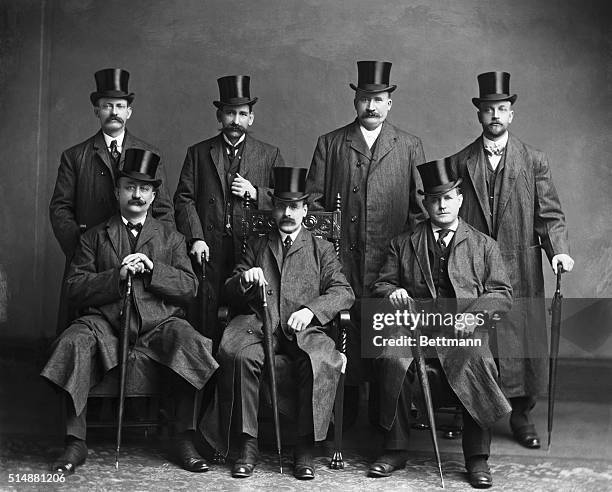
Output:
[41,61,573,488]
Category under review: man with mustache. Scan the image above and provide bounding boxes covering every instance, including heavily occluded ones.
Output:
[449,72,574,449]
[42,149,218,475]
[49,68,174,333]
[200,167,354,480]
[305,61,426,422]
[174,75,284,345]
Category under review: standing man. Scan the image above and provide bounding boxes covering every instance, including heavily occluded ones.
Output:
[200,167,354,480]
[450,72,574,448]
[174,75,284,343]
[50,68,174,332]
[42,149,218,474]
[370,159,512,488]
[306,61,426,418]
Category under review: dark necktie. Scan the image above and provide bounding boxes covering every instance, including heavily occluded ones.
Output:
[126,222,143,234]
[283,236,293,258]
[437,228,451,249]
[110,140,120,165]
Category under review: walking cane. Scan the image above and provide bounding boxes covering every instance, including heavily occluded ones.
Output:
[547,265,564,450]
[115,272,133,469]
[261,284,283,473]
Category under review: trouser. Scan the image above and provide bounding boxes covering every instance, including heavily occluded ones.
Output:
[231,331,314,439]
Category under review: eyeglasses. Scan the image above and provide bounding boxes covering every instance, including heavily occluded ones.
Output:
[123,184,153,193]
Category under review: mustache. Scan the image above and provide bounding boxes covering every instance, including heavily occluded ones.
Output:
[105,116,124,124]
[128,199,146,206]
[222,124,246,134]
[280,218,296,225]
[363,111,381,118]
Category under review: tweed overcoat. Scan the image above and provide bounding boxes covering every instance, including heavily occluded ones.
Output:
[41,214,218,415]
[372,220,513,429]
[449,133,570,397]
[49,130,175,332]
[201,228,355,455]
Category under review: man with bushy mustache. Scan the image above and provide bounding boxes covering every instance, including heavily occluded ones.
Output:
[50,68,174,333]
[174,75,284,344]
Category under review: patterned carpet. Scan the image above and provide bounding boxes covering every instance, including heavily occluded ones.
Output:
[1,435,611,491]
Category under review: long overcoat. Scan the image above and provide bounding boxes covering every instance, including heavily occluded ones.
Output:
[41,214,218,415]
[450,133,570,397]
[49,130,175,332]
[201,228,355,456]
[372,220,513,429]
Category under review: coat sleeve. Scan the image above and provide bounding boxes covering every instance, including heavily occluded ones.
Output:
[66,232,123,308]
[371,236,406,298]
[255,147,285,210]
[49,150,81,258]
[303,242,355,326]
[533,152,570,261]
[151,158,176,226]
[146,232,198,305]
[174,146,205,243]
[305,135,327,211]
[407,138,427,231]
[224,239,261,307]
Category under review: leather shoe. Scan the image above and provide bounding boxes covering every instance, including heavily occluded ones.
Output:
[172,433,209,472]
[512,425,541,449]
[293,441,315,480]
[232,435,258,478]
[52,438,87,475]
[466,456,492,489]
[368,450,408,478]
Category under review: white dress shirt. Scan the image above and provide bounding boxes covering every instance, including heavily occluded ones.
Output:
[359,124,382,150]
[103,130,126,153]
[121,215,145,237]
[431,219,459,247]
[482,131,508,171]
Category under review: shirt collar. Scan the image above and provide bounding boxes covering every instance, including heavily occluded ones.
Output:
[103,130,126,150]
[121,215,146,227]
[359,123,382,143]
[279,225,302,244]
[431,219,459,235]
[482,131,508,150]
[223,133,246,148]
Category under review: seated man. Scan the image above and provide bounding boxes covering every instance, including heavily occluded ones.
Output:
[41,149,219,474]
[200,167,354,480]
[369,158,512,488]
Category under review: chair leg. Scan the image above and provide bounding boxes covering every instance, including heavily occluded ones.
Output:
[330,373,345,469]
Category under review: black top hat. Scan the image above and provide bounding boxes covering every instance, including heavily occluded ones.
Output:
[417,158,462,196]
[472,71,517,108]
[118,148,162,187]
[269,167,309,202]
[213,75,258,109]
[90,68,135,105]
[349,61,397,94]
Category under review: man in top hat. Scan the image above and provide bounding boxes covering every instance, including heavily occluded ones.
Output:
[369,158,512,488]
[200,167,354,480]
[449,72,574,448]
[174,75,285,345]
[305,60,426,420]
[41,149,218,474]
[50,68,174,333]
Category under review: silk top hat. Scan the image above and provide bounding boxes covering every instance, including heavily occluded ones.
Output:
[349,60,397,94]
[472,71,517,108]
[269,167,310,202]
[90,68,135,105]
[213,75,258,109]
[417,158,462,196]
[119,148,162,187]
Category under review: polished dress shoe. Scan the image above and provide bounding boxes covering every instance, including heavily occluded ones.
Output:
[512,425,541,449]
[466,456,492,489]
[368,450,408,478]
[52,438,87,475]
[172,432,209,472]
[232,435,258,478]
[293,441,315,480]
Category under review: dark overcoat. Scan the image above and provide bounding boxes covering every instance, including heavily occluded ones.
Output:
[450,133,570,397]
[372,220,513,429]
[306,119,426,298]
[49,130,175,331]
[40,214,218,415]
[201,229,355,455]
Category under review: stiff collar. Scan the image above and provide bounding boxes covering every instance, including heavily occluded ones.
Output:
[103,130,126,150]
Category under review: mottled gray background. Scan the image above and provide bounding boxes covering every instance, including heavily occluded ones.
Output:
[0,0,611,359]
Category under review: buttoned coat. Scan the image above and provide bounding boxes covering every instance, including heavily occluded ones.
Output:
[41,214,218,415]
[49,130,175,332]
[449,133,570,397]
[201,228,355,455]
[372,220,512,429]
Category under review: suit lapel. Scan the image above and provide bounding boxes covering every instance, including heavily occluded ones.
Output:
[209,135,227,197]
[238,135,256,180]
[106,215,129,262]
[284,227,307,261]
[267,231,283,274]
[93,131,116,179]
[135,213,158,251]
[496,134,520,229]
[411,224,435,298]
[466,139,493,234]
[120,130,136,171]
[347,120,371,159]
[370,121,396,167]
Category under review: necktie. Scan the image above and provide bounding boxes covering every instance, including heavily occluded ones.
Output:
[126,222,143,234]
[110,140,120,165]
[437,229,451,249]
[484,144,504,157]
[283,236,293,258]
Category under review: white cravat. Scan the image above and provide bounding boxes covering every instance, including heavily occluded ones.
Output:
[483,132,508,171]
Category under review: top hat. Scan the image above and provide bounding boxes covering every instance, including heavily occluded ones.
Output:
[118,148,162,187]
[349,61,397,94]
[213,75,258,109]
[90,68,135,105]
[268,167,310,202]
[417,158,462,196]
[472,71,517,108]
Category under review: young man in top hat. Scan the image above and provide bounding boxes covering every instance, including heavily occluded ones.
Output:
[449,72,574,449]
[305,60,426,422]
[200,167,354,480]
[369,158,512,488]
[41,148,218,474]
[50,68,175,333]
[174,75,285,345]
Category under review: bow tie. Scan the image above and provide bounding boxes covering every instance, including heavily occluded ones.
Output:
[126,222,143,232]
[484,144,505,157]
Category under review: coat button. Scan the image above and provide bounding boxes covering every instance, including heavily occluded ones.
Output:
[206,225,214,231]
[356,161,362,167]
[349,242,357,251]
[267,289,273,295]
[350,215,358,222]
[209,197,215,204]
[247,329,253,334]
[352,185,360,193]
